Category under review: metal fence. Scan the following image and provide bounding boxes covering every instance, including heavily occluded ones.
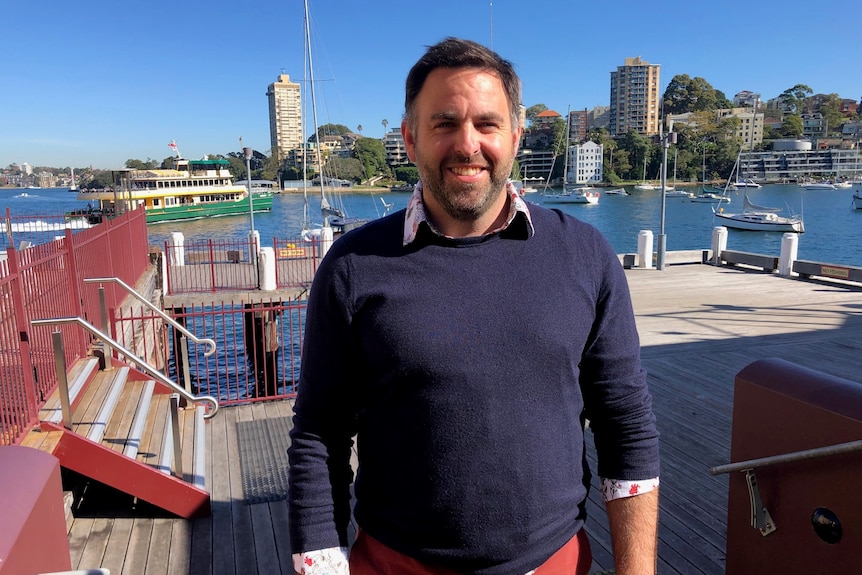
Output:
[0,207,149,446]
[163,237,260,294]
[3,207,104,250]
[160,298,306,405]
[163,236,325,295]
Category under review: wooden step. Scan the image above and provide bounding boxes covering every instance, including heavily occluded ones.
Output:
[40,357,100,425]
[26,357,212,518]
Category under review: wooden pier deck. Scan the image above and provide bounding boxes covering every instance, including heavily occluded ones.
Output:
[63,262,862,574]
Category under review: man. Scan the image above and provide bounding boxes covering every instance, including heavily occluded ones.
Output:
[288,37,660,575]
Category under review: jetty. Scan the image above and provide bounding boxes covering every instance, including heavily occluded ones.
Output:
[52,261,862,574]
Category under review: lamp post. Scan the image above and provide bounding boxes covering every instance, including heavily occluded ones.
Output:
[656,131,676,271]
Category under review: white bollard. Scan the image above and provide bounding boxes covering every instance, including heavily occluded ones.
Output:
[779,232,799,277]
[711,226,728,265]
[258,247,277,291]
[637,230,654,269]
[169,232,185,266]
[161,251,168,294]
[319,225,335,259]
[248,230,261,256]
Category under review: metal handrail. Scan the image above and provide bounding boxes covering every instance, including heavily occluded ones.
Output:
[31,316,219,419]
[710,439,862,475]
[84,276,216,357]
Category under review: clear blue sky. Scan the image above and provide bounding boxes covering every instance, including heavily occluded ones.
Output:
[2,0,858,169]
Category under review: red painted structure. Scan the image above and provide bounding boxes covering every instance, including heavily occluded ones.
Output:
[0,446,72,575]
[725,358,862,573]
[0,207,148,447]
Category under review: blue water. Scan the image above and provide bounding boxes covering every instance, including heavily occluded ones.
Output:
[3,185,861,267]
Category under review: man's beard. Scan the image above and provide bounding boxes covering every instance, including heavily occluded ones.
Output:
[418,153,513,222]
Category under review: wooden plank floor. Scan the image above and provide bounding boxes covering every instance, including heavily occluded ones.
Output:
[64,262,862,574]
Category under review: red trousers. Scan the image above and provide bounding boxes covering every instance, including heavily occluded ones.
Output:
[350,528,592,575]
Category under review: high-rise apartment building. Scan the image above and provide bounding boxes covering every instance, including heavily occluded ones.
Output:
[609,57,660,137]
[266,74,302,161]
[568,109,589,144]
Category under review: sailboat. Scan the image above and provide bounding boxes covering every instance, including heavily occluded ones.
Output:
[68,167,78,192]
[633,155,657,191]
[691,146,731,204]
[542,107,599,205]
[713,194,804,232]
[712,154,803,232]
[299,0,365,242]
[663,149,692,197]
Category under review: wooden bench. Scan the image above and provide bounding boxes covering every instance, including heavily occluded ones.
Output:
[720,250,779,272]
[793,260,862,283]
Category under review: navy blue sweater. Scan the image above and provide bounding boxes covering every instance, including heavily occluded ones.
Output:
[288,205,659,575]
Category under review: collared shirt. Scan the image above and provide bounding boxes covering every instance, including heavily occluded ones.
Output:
[402,180,534,245]
[293,181,658,574]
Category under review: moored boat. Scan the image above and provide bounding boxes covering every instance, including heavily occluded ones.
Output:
[691,192,730,204]
[664,189,694,198]
[713,193,804,233]
[801,181,837,190]
[853,190,862,210]
[633,182,657,191]
[733,179,761,189]
[543,186,600,204]
[74,149,274,224]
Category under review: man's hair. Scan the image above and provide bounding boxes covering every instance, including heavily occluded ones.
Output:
[404,37,521,132]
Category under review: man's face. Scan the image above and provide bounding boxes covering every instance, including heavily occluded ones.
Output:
[402,67,521,225]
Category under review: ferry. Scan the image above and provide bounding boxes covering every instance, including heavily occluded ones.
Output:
[74,156,274,224]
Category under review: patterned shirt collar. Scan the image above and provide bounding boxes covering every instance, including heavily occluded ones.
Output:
[402,180,535,245]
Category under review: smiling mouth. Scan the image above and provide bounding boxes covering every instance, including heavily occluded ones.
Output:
[450,166,484,176]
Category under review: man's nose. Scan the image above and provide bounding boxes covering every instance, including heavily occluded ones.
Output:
[454,124,480,158]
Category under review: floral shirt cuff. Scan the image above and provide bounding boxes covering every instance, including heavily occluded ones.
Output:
[600,477,660,502]
[292,546,349,575]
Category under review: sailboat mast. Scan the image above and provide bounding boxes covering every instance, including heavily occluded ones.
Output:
[562,106,571,189]
[304,0,330,225]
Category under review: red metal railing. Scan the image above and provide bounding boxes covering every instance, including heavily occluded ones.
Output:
[2,205,318,445]
[162,235,325,295]
[0,207,148,446]
[160,298,305,405]
[163,237,260,294]
[273,237,323,289]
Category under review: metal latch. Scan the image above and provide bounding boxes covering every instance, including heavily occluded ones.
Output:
[745,470,776,536]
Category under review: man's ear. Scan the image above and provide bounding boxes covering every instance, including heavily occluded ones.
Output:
[402,120,416,162]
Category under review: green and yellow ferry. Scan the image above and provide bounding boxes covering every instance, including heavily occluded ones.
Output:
[75,156,274,224]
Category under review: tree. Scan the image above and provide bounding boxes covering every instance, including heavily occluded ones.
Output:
[510,158,520,180]
[85,170,114,189]
[549,117,567,157]
[394,166,419,184]
[124,158,158,169]
[357,124,363,135]
[525,104,548,127]
[225,156,247,180]
[780,114,804,138]
[816,93,845,136]
[662,75,728,114]
[354,137,389,180]
[382,118,389,136]
[588,128,617,181]
[619,131,652,180]
[309,123,351,143]
[325,157,365,183]
[777,84,813,115]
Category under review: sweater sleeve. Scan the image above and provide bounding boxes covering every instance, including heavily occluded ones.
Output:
[579,233,660,481]
[288,250,359,553]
